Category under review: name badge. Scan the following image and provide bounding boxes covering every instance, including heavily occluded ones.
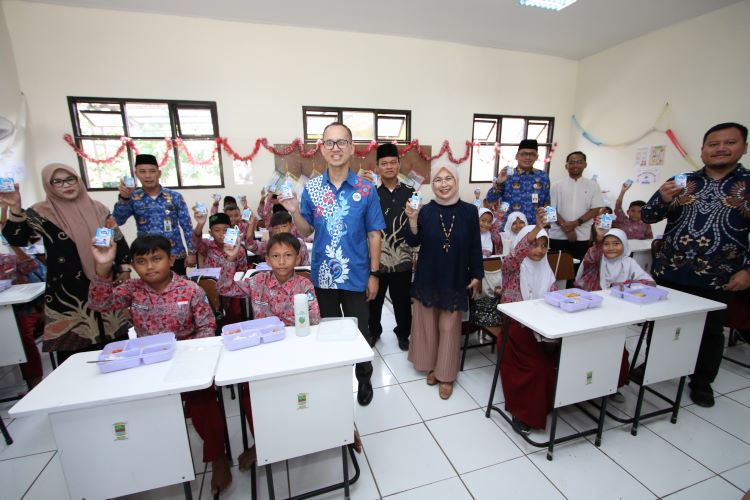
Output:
[164,218,173,232]
[531,193,539,204]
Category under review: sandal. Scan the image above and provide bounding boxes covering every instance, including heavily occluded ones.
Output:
[439,382,453,400]
[426,371,438,386]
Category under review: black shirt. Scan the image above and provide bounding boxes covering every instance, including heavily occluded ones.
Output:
[377,182,415,273]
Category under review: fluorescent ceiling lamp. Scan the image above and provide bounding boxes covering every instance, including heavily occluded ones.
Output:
[518,0,577,11]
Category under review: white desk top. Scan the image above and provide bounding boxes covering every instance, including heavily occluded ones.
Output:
[214,320,374,385]
[0,282,45,306]
[497,291,645,339]
[10,336,222,417]
[628,239,653,253]
[633,286,726,321]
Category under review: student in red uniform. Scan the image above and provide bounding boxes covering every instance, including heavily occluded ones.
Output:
[499,207,558,434]
[245,211,310,266]
[88,235,234,496]
[614,181,653,240]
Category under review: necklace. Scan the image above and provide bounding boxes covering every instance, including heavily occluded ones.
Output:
[439,213,455,252]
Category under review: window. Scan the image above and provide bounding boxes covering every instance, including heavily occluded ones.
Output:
[303,106,411,143]
[469,114,555,183]
[68,97,224,190]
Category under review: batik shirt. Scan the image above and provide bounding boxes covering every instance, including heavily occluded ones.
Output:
[641,165,750,290]
[89,272,215,339]
[377,182,415,273]
[217,261,321,327]
[191,234,249,271]
[485,168,550,224]
[300,170,385,292]
[113,186,194,257]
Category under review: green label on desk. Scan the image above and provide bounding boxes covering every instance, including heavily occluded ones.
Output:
[113,421,128,441]
[297,392,308,410]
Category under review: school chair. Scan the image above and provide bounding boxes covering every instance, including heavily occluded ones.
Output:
[547,250,575,288]
[723,289,750,369]
[460,257,502,371]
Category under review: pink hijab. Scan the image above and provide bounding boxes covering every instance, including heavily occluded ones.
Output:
[430,161,460,206]
[33,163,112,281]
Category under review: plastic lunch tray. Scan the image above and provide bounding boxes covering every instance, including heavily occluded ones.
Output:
[610,284,668,304]
[544,288,604,312]
[97,332,176,373]
[0,279,12,293]
[221,316,286,351]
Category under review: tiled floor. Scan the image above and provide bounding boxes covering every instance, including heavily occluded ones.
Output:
[1,305,749,499]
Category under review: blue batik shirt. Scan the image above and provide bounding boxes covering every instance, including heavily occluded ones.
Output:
[300,169,385,292]
[485,167,551,224]
[113,186,195,257]
[641,164,750,290]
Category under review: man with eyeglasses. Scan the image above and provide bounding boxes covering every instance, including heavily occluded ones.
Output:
[548,151,605,265]
[485,139,550,224]
[366,143,415,352]
[113,154,196,275]
[281,122,385,406]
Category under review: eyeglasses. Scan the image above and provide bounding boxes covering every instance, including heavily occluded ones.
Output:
[567,160,586,166]
[517,152,538,158]
[50,176,78,187]
[432,176,455,185]
[322,139,351,150]
[378,160,400,167]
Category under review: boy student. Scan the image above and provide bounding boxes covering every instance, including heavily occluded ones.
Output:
[88,234,238,496]
[211,194,248,215]
[614,181,653,240]
[246,211,310,266]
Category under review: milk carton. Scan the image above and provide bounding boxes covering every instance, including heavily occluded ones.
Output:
[241,208,252,221]
[0,178,15,193]
[123,176,135,188]
[409,192,422,210]
[94,228,113,247]
[545,206,558,223]
[224,226,240,246]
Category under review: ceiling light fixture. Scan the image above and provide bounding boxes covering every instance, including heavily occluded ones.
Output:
[518,0,577,11]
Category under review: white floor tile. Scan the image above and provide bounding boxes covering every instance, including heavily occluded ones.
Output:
[528,439,655,500]
[426,409,523,474]
[644,409,750,473]
[288,446,380,500]
[712,366,750,395]
[606,383,671,417]
[117,470,203,500]
[663,475,743,500]
[22,452,69,500]
[458,348,494,370]
[201,462,285,500]
[462,457,564,500]
[556,400,630,434]
[400,379,478,421]
[726,387,750,407]
[720,461,750,492]
[486,409,579,455]
[456,365,504,407]
[687,396,750,443]
[361,424,455,496]
[0,414,56,461]
[381,352,424,384]
[0,451,54,500]
[385,476,472,499]
[597,426,712,497]
[354,385,421,436]
[371,355,398,389]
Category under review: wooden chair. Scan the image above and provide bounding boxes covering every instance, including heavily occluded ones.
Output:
[547,251,575,283]
[460,258,503,371]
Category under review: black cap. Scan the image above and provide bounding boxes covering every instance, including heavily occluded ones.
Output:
[209,213,231,227]
[518,139,538,151]
[134,154,158,167]
[376,143,399,162]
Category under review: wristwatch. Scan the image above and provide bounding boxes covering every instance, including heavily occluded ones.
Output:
[370,269,380,277]
[576,217,585,225]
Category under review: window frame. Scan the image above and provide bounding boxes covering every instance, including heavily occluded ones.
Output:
[469,113,555,183]
[67,96,225,191]
[302,105,411,144]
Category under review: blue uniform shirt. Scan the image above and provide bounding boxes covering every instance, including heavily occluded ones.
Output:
[485,167,551,224]
[113,186,195,257]
[300,169,385,292]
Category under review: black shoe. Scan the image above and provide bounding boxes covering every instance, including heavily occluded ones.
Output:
[629,363,645,385]
[688,381,715,408]
[398,338,410,351]
[511,416,531,435]
[368,334,380,348]
[357,381,373,406]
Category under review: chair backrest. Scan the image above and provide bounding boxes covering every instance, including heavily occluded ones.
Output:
[650,238,664,261]
[547,251,575,281]
[196,277,222,314]
[483,257,502,272]
[296,270,312,281]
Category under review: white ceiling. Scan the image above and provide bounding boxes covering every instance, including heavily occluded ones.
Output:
[20,0,741,59]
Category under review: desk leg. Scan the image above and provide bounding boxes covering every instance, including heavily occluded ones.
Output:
[486,317,509,418]
[251,462,257,500]
[182,481,193,500]
[631,321,655,436]
[0,417,12,445]
[595,396,608,447]
[547,408,558,461]
[671,376,686,424]
[216,386,233,464]
[266,462,275,500]
[342,445,351,500]
[237,383,249,451]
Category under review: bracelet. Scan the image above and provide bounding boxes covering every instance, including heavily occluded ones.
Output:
[10,210,24,217]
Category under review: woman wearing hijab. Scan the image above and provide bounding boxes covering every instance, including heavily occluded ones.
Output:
[404,161,483,399]
[499,207,559,434]
[0,164,131,364]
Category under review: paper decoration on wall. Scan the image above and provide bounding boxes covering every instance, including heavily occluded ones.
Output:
[648,145,666,166]
[0,94,28,182]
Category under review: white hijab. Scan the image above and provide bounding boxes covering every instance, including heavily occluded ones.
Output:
[478,207,494,254]
[516,226,556,301]
[503,212,528,250]
[598,228,652,289]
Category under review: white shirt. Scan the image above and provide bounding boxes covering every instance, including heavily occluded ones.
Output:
[548,176,605,241]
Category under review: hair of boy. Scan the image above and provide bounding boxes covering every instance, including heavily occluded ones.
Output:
[224,203,240,212]
[270,211,293,228]
[130,234,172,257]
[209,213,231,227]
[628,200,646,209]
[267,232,300,254]
[272,203,289,214]
[223,196,237,206]
[702,122,748,143]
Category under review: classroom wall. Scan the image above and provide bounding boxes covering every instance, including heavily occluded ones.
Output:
[572,0,750,235]
[1,0,578,243]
